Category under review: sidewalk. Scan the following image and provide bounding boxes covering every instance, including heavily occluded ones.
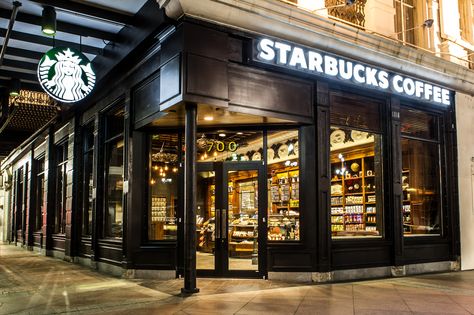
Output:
[1,244,474,314]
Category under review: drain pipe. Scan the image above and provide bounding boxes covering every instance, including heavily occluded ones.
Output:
[0,1,22,67]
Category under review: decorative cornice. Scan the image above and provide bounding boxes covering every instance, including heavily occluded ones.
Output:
[158,0,474,96]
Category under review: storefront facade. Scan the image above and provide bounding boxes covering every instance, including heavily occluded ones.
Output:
[0,9,462,282]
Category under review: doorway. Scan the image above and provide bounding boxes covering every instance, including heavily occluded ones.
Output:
[196,162,267,277]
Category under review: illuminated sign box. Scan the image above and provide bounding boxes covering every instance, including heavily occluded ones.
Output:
[254,38,452,106]
[38,47,96,103]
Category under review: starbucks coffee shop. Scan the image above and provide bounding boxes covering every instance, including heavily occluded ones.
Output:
[2,16,459,284]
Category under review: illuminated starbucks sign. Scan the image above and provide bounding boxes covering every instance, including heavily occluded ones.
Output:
[38,47,96,103]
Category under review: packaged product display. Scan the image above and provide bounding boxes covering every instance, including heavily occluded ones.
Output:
[330,127,383,237]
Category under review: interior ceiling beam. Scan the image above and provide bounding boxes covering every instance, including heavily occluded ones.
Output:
[0,10,116,41]
[28,0,133,26]
[0,78,41,91]
[0,28,102,56]
[2,58,37,71]
[0,69,38,82]
[1,46,44,60]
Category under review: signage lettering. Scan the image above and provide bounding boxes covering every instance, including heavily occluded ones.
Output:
[255,38,452,106]
[38,47,96,103]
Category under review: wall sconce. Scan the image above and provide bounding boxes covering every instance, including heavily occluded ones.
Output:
[394,19,434,36]
[41,6,56,36]
[9,78,20,96]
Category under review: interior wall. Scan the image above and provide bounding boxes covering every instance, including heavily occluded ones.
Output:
[456,92,474,270]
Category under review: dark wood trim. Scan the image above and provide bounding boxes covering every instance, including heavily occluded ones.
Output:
[315,81,331,272]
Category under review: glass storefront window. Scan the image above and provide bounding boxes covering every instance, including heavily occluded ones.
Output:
[103,107,124,239]
[267,130,300,241]
[401,107,441,235]
[330,93,383,238]
[148,134,180,241]
[82,125,94,236]
[55,142,68,235]
[197,131,263,162]
[35,158,45,231]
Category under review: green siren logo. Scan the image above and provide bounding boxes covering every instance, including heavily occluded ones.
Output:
[38,47,96,103]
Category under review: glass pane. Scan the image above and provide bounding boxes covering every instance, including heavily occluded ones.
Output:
[196,171,216,270]
[267,130,300,241]
[197,131,263,162]
[402,138,441,235]
[330,92,381,132]
[148,134,180,241]
[35,173,44,231]
[104,138,124,238]
[330,126,383,237]
[404,4,415,44]
[82,150,93,236]
[105,107,125,140]
[228,170,259,271]
[401,107,438,140]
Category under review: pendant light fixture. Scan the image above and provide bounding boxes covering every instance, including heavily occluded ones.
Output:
[41,6,56,36]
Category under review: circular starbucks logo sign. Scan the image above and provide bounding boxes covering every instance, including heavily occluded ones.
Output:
[38,47,96,103]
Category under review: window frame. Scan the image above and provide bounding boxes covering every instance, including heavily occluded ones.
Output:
[102,106,125,240]
[81,123,95,237]
[54,141,68,235]
[400,104,445,237]
[34,156,46,232]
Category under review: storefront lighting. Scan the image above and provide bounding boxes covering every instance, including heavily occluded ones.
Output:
[164,165,169,171]
[219,133,226,137]
[172,167,178,173]
[150,178,156,185]
[201,155,205,161]
[285,160,291,166]
[9,78,21,96]
[153,165,158,171]
[213,151,218,157]
[237,132,243,135]
[41,6,56,36]
[203,116,214,121]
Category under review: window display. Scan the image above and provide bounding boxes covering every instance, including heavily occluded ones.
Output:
[330,93,384,237]
[148,133,180,241]
[401,107,441,235]
[267,130,300,241]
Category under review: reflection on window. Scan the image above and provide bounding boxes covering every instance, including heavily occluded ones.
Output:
[267,130,300,241]
[149,134,180,241]
[197,131,263,162]
[103,107,124,239]
[82,125,94,236]
[35,158,45,231]
[55,142,68,234]
[401,107,441,235]
[395,0,415,44]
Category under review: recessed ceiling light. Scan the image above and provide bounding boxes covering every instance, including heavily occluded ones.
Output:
[237,132,243,135]
[203,116,213,121]
[218,133,226,137]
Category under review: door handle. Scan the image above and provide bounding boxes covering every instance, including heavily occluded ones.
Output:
[221,209,227,239]
[215,209,221,239]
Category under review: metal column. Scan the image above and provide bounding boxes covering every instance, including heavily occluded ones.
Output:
[181,103,199,294]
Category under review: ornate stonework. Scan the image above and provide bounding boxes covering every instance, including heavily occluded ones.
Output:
[326,0,367,27]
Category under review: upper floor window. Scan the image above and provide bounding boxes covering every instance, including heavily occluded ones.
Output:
[395,0,416,44]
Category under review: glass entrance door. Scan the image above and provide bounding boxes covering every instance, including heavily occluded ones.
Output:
[196,162,266,277]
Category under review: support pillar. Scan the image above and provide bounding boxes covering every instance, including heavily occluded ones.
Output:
[181,103,199,294]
